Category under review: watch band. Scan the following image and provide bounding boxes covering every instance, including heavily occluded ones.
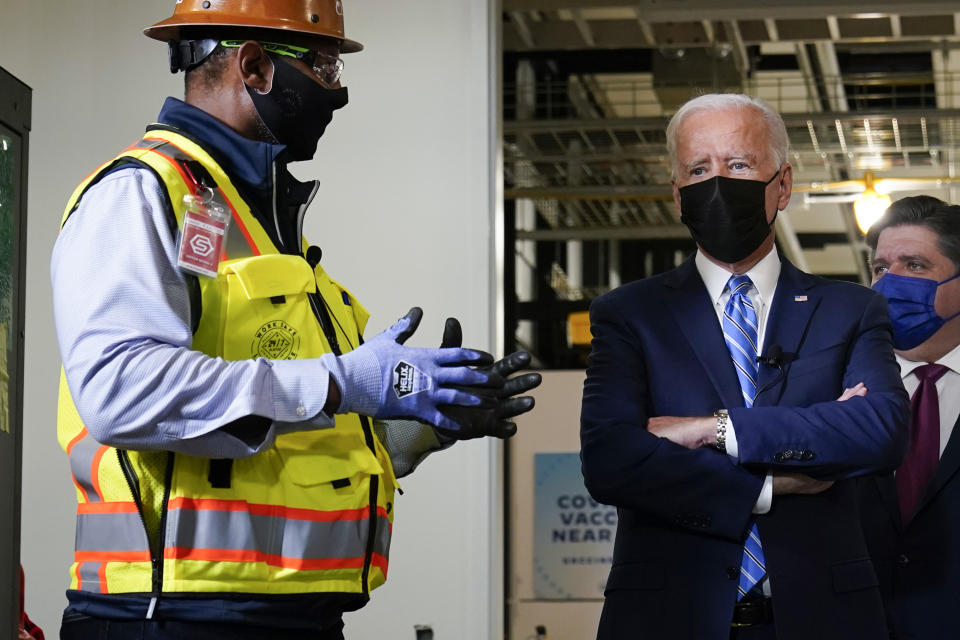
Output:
[714,409,729,453]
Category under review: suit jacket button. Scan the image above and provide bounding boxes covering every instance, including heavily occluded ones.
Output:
[782,449,794,460]
[897,554,909,566]
[726,567,739,580]
[800,450,814,460]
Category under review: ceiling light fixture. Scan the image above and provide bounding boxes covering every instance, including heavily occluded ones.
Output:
[853,171,891,234]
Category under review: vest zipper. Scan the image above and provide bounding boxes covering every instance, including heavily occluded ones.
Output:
[358,415,379,596]
[270,164,284,250]
[296,181,320,243]
[308,291,341,355]
[117,449,173,618]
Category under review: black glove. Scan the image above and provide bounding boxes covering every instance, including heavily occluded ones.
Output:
[434,317,542,440]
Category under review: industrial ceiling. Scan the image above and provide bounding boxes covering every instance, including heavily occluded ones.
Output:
[501,0,960,364]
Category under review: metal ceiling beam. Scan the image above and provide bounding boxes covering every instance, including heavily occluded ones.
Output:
[503,0,960,21]
[839,206,872,284]
[504,108,960,132]
[505,144,952,164]
[506,32,960,52]
[516,225,690,241]
[631,8,657,47]
[722,21,750,76]
[506,150,666,162]
[890,14,903,39]
[508,11,536,49]
[506,184,673,200]
[701,20,716,45]
[813,42,849,113]
[571,9,596,47]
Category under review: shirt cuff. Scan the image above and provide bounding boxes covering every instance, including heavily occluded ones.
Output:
[725,413,739,458]
[267,358,340,425]
[725,416,772,513]
[753,473,773,514]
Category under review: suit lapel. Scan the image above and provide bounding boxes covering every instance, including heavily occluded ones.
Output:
[664,258,745,410]
[753,259,820,407]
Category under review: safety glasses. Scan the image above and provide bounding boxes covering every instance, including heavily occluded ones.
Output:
[220,40,344,88]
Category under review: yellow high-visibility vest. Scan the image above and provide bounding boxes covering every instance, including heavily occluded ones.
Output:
[57,126,397,599]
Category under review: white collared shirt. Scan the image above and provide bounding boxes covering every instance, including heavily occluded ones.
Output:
[695,248,781,514]
[896,344,960,457]
[695,247,782,355]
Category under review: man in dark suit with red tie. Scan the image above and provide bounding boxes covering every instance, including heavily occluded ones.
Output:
[580,93,910,640]
[858,195,960,639]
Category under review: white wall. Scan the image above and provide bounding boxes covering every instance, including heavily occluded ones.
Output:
[0,1,501,638]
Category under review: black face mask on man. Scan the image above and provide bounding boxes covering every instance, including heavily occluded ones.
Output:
[678,169,781,264]
[246,55,349,162]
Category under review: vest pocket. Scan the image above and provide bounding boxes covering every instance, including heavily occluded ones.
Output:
[219,255,318,361]
[276,428,384,489]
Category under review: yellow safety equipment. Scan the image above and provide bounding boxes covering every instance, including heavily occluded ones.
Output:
[144,0,363,53]
[57,126,396,599]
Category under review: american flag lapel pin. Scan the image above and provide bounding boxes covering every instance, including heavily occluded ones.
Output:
[794,295,808,302]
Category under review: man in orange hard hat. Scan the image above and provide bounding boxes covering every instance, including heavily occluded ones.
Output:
[52,2,540,638]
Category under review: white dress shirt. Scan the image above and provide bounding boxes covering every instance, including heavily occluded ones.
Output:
[695,248,780,514]
[896,344,960,458]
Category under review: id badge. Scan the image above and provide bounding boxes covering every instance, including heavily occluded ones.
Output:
[177,193,230,278]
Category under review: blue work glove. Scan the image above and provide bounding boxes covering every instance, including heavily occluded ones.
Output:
[320,308,500,431]
[434,318,542,440]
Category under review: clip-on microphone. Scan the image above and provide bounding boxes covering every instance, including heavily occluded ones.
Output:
[755,344,786,396]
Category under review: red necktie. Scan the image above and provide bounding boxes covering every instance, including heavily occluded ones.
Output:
[897,363,950,522]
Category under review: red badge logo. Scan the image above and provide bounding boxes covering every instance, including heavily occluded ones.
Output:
[178,209,225,277]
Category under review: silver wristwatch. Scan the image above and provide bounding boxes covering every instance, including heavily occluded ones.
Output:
[714,409,729,453]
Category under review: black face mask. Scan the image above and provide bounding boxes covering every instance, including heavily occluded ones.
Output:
[246,56,349,162]
[679,170,781,264]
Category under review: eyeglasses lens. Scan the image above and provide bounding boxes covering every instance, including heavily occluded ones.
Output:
[311,53,344,87]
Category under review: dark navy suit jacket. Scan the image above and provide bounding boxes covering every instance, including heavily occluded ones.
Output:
[580,255,909,640]
[858,409,960,639]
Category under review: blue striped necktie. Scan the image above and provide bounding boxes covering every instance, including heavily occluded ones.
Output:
[722,274,766,600]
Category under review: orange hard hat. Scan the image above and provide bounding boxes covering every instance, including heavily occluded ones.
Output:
[144,0,363,53]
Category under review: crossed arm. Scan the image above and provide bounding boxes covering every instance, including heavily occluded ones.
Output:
[648,382,866,495]
[647,292,908,490]
[580,290,908,540]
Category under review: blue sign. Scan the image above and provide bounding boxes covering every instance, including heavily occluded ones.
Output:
[533,452,617,599]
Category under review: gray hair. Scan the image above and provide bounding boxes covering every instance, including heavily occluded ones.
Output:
[666,93,790,180]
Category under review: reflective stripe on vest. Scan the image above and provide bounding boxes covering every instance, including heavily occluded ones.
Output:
[58,126,397,599]
[65,429,107,504]
[164,499,392,568]
[58,370,154,595]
